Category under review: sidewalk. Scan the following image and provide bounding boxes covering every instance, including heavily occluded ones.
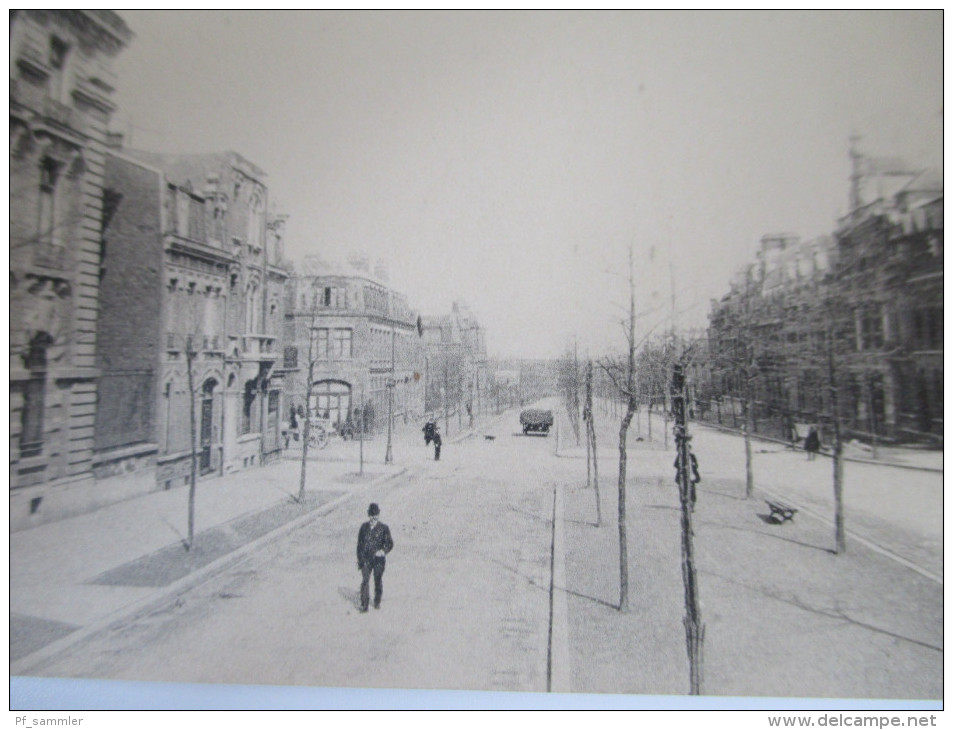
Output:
[10,453,404,673]
[693,418,943,473]
[10,409,505,674]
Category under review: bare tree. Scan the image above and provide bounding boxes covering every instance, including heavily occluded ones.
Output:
[597,246,643,613]
[706,266,762,498]
[583,360,602,526]
[297,301,321,503]
[671,357,705,694]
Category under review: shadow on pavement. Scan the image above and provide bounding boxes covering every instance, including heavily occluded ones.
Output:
[87,490,344,589]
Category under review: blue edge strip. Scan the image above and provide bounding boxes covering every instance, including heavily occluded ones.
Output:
[10,677,943,711]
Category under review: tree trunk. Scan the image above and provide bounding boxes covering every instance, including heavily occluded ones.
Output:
[298,321,317,503]
[672,362,704,695]
[617,398,636,612]
[743,395,754,499]
[592,410,601,527]
[827,324,847,554]
[298,413,310,503]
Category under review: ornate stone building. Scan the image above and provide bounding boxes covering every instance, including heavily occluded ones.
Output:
[283,255,425,435]
[420,301,489,429]
[705,163,942,445]
[98,148,291,495]
[10,10,132,527]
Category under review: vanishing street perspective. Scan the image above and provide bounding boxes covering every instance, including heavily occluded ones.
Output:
[9,11,941,705]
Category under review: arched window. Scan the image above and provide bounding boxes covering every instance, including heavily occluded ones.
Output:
[245,280,260,333]
[310,380,352,427]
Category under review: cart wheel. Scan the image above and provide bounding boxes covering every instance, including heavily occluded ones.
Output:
[310,425,330,449]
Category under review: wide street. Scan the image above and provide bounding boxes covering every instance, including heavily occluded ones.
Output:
[20,400,942,700]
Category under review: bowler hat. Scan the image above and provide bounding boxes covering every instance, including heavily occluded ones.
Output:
[368,503,380,516]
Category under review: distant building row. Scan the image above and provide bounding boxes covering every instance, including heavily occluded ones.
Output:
[704,158,942,445]
[9,10,488,529]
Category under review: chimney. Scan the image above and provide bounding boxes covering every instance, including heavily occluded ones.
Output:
[347,252,371,273]
[374,260,389,283]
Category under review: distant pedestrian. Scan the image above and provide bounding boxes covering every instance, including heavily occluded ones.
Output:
[356,503,394,612]
[804,425,821,460]
[423,418,442,460]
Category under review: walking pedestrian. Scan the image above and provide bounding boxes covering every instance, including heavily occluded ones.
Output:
[356,503,394,612]
[804,425,821,460]
[423,418,442,460]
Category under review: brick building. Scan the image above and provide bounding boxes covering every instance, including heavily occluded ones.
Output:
[10,10,132,527]
[93,147,291,503]
[283,255,425,435]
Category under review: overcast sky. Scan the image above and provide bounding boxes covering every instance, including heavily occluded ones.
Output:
[112,10,942,359]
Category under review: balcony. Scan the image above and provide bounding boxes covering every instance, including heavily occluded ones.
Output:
[241,334,278,362]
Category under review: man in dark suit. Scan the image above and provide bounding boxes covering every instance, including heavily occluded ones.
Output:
[356,502,394,612]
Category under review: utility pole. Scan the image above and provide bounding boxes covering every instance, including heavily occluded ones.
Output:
[385,325,394,464]
[849,134,864,221]
[672,360,704,695]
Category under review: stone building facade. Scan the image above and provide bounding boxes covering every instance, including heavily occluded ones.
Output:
[705,164,942,446]
[834,169,943,442]
[10,10,132,527]
[97,148,291,495]
[420,301,489,427]
[283,256,425,435]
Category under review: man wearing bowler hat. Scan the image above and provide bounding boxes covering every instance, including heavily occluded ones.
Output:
[356,502,394,612]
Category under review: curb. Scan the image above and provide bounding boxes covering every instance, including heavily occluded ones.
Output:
[755,486,942,585]
[11,467,408,676]
[694,421,942,474]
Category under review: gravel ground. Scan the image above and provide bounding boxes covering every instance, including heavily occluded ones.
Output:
[559,403,942,700]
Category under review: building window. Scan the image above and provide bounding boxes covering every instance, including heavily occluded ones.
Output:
[248,196,263,250]
[913,307,942,351]
[49,36,72,104]
[284,346,298,368]
[858,307,884,351]
[333,328,353,358]
[176,190,190,237]
[38,158,61,254]
[319,286,348,309]
[311,328,352,359]
[20,332,52,458]
[314,328,329,359]
[241,380,256,435]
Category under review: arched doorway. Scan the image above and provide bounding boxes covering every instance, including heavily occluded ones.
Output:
[310,380,352,430]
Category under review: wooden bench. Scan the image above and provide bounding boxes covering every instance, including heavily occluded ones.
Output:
[765,499,798,524]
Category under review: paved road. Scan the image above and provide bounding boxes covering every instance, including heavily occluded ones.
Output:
[24,412,569,692]
[19,400,941,701]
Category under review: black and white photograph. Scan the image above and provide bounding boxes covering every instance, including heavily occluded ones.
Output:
[9,10,942,715]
